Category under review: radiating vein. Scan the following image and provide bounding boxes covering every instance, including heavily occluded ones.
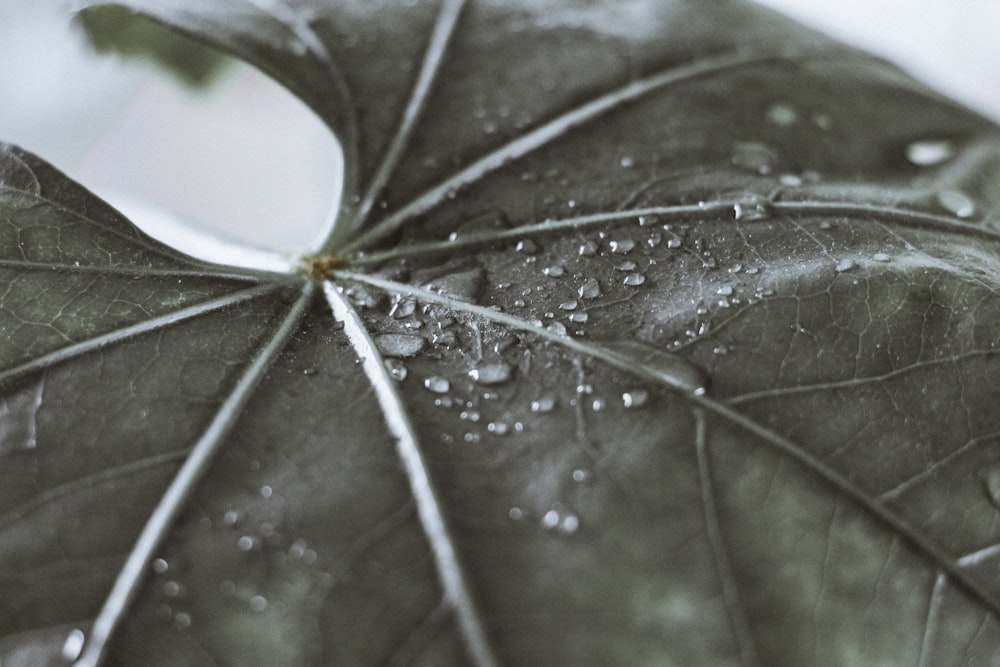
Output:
[73,280,315,667]
[877,429,1000,502]
[0,449,188,532]
[0,283,281,390]
[693,411,760,667]
[342,50,789,253]
[344,0,467,237]
[917,573,946,667]
[387,599,452,667]
[728,351,1000,405]
[338,271,1000,618]
[0,258,270,281]
[350,198,1000,266]
[321,281,499,667]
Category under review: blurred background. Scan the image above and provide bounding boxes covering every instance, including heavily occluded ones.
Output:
[0,1,998,266]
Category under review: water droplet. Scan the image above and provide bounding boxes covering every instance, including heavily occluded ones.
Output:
[531,397,556,412]
[733,199,773,221]
[469,363,513,385]
[516,239,539,254]
[423,376,451,393]
[605,341,710,394]
[981,467,1000,507]
[558,513,580,535]
[591,398,605,411]
[610,238,635,254]
[509,507,524,520]
[779,173,803,187]
[425,268,485,302]
[487,421,509,435]
[937,189,976,218]
[622,389,649,408]
[61,629,85,662]
[249,595,268,612]
[223,509,240,526]
[623,273,646,287]
[174,612,192,629]
[716,285,734,296]
[568,312,589,323]
[542,510,560,529]
[579,240,598,256]
[559,299,578,311]
[384,359,408,381]
[616,261,638,271]
[260,485,273,499]
[546,321,568,336]
[163,581,181,597]
[871,253,892,262]
[812,112,834,130]
[834,258,856,273]
[237,536,256,551]
[374,333,426,358]
[578,278,601,299]
[152,558,169,574]
[459,409,481,422]
[543,265,565,277]
[220,580,237,597]
[765,102,799,127]
[906,139,955,166]
[432,330,458,347]
[666,237,682,249]
[572,469,591,483]
[619,156,634,168]
[389,298,416,319]
[731,141,778,175]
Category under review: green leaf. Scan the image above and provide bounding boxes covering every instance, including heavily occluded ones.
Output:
[5,1,1000,665]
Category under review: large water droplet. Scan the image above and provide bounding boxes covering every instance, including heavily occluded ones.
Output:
[609,239,635,254]
[425,268,485,302]
[469,363,513,385]
[578,278,601,299]
[623,273,646,286]
[578,240,598,256]
[531,396,556,413]
[249,595,268,612]
[374,333,426,358]
[906,139,955,166]
[732,199,773,221]
[384,358,408,381]
[61,629,86,662]
[423,376,451,393]
[936,189,977,218]
[605,341,710,394]
[389,298,416,319]
[834,258,856,273]
[622,389,649,408]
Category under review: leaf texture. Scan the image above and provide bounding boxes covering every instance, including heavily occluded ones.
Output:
[5,1,1000,665]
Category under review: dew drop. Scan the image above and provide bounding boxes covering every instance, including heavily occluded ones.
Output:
[871,252,892,262]
[936,189,977,218]
[374,333,426,358]
[174,612,192,630]
[981,467,1000,507]
[579,240,598,256]
[487,421,510,435]
[152,558,169,574]
[223,510,240,526]
[423,376,451,393]
[509,507,524,520]
[906,139,955,166]
[384,358,408,381]
[237,535,256,551]
[666,237,682,249]
[765,102,799,126]
[622,389,649,408]
[531,396,556,413]
[516,239,539,254]
[542,510,560,529]
[572,468,591,483]
[568,312,589,323]
[619,156,634,168]
[616,261,638,271]
[389,298,416,319]
[578,278,601,299]
[559,299,579,311]
[716,285,734,296]
[469,363,513,385]
[425,268,485,302]
[591,398,605,411]
[733,199,773,221]
[163,581,181,597]
[731,141,778,175]
[543,265,565,277]
[558,513,580,535]
[610,238,636,254]
[623,273,646,286]
[249,595,268,613]
[260,485,273,499]
[834,258,856,273]
[546,321,568,336]
[61,629,86,662]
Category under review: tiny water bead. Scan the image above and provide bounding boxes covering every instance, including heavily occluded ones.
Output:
[531,396,556,413]
[384,358,408,381]
[936,189,976,218]
[249,595,268,612]
[732,199,773,221]
[623,273,646,287]
[730,141,778,175]
[578,278,601,299]
[765,102,799,127]
[152,558,169,574]
[622,389,649,408]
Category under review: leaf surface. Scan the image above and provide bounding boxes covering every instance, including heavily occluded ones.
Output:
[6,1,1000,665]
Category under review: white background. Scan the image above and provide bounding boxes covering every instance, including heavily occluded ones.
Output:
[1,1,998,263]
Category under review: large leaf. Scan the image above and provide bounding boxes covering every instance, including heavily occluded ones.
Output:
[5,1,1000,665]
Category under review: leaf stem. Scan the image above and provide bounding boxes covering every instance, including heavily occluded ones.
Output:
[321,281,500,667]
[74,281,315,667]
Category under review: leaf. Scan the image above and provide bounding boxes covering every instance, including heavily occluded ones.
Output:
[5,1,1000,665]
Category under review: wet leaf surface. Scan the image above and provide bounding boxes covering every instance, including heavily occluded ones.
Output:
[6,1,1000,665]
